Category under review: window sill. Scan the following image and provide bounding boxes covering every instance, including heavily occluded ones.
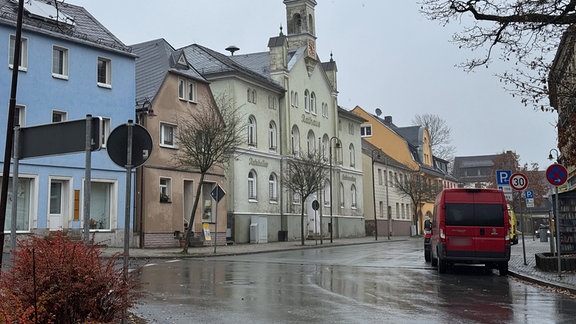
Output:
[248,198,258,203]
[97,82,112,89]
[52,73,69,80]
[269,200,278,204]
[160,200,172,204]
[9,65,27,72]
[160,144,178,149]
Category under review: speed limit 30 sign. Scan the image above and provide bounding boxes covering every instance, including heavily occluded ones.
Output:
[509,173,528,191]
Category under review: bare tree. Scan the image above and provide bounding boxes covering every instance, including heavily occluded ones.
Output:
[412,113,456,161]
[394,170,442,234]
[173,94,244,253]
[282,152,328,246]
[420,0,573,111]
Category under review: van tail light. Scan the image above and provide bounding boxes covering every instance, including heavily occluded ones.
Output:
[505,229,510,241]
[440,228,446,242]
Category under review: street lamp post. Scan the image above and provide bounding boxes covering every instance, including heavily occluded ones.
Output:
[385,156,390,240]
[371,149,381,241]
[548,148,562,277]
[329,136,340,243]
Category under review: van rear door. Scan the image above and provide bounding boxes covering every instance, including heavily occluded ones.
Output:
[443,190,507,259]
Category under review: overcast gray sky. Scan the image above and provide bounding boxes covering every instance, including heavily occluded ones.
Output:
[72,0,557,169]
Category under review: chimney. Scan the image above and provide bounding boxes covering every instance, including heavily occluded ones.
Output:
[384,116,392,124]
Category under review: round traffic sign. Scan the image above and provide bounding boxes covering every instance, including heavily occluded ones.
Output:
[312,200,319,211]
[509,173,528,191]
[107,123,153,168]
[546,163,568,186]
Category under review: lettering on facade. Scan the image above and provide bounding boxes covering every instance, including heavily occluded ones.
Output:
[342,175,356,182]
[249,158,269,168]
[301,114,320,127]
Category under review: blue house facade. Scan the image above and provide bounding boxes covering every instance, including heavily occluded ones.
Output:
[0,0,135,247]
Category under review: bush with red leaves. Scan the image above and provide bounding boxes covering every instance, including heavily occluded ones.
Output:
[0,232,140,323]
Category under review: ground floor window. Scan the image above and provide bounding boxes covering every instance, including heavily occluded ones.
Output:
[89,181,112,230]
[1,177,32,232]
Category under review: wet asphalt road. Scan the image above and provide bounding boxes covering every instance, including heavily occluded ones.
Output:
[131,239,576,323]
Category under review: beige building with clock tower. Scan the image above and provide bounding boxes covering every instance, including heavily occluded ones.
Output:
[182,0,366,243]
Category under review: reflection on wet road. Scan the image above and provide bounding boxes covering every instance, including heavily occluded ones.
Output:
[133,240,576,323]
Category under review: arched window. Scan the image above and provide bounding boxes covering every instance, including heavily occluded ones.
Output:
[291,125,300,156]
[248,115,257,146]
[268,121,277,151]
[247,88,252,103]
[307,130,315,155]
[349,143,355,167]
[304,90,309,112]
[248,170,257,200]
[269,173,278,202]
[252,89,257,104]
[322,134,329,161]
[310,92,316,114]
[351,184,357,208]
[323,180,330,206]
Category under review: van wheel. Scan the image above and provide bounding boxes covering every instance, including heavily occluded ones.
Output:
[498,263,508,276]
[438,259,447,274]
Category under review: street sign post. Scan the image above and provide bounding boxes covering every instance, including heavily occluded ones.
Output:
[496,170,513,200]
[510,173,528,191]
[546,163,568,187]
[210,184,226,253]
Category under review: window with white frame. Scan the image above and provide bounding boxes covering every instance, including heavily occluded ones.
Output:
[323,181,330,206]
[268,121,277,151]
[306,130,315,155]
[160,123,176,147]
[269,173,278,202]
[378,169,383,185]
[340,183,344,208]
[248,115,257,146]
[304,90,309,112]
[292,190,301,205]
[351,184,357,208]
[268,95,277,109]
[310,92,316,115]
[188,80,196,102]
[322,135,329,161]
[100,117,111,148]
[322,102,328,118]
[178,78,196,102]
[52,110,67,123]
[248,170,257,200]
[291,125,300,155]
[247,88,256,103]
[15,104,25,126]
[90,181,113,230]
[348,122,354,135]
[97,57,111,87]
[52,46,68,79]
[2,176,32,231]
[9,35,27,71]
[159,177,171,202]
[349,143,355,167]
[360,125,372,137]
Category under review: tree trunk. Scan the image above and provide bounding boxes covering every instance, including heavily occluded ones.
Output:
[182,172,206,253]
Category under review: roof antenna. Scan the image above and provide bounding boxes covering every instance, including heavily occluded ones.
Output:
[225,45,239,56]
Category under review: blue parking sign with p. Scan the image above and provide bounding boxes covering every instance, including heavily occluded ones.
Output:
[525,190,534,199]
[496,170,512,186]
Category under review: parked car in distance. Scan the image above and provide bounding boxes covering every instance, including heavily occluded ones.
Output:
[535,224,550,239]
[430,188,511,276]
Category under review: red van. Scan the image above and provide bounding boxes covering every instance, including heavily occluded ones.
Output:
[430,188,511,275]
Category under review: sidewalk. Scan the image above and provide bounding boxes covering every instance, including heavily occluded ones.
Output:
[102,235,576,294]
[508,235,576,294]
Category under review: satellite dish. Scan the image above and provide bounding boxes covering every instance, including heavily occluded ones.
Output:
[375,108,382,116]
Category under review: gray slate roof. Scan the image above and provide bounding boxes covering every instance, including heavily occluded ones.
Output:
[181,44,284,93]
[0,0,131,55]
[132,38,207,104]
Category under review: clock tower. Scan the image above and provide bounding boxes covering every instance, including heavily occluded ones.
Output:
[284,0,317,56]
